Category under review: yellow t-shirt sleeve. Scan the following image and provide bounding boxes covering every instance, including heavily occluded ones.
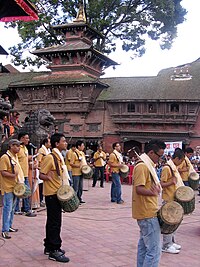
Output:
[0,156,9,171]
[133,164,147,187]
[160,166,171,182]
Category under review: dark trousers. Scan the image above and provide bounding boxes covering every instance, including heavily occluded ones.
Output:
[39,183,43,203]
[93,166,105,187]
[44,194,62,251]
[73,175,83,201]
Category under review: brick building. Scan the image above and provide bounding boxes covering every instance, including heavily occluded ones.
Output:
[0,10,200,153]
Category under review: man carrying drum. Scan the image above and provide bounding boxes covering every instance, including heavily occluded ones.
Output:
[108,142,124,204]
[0,139,21,239]
[39,133,70,263]
[65,143,76,186]
[132,139,166,267]
[177,147,194,186]
[160,148,185,254]
[15,132,36,217]
[70,140,86,204]
[92,145,106,188]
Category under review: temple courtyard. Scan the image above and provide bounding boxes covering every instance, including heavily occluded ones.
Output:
[0,180,199,267]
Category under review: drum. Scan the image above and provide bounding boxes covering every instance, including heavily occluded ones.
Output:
[188,172,200,190]
[81,165,93,179]
[119,165,129,179]
[57,185,79,212]
[175,186,195,214]
[13,183,31,198]
[157,201,184,234]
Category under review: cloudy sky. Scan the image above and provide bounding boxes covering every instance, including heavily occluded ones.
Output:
[0,0,199,77]
[104,0,200,77]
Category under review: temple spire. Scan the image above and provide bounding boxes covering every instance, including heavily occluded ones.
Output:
[73,2,86,23]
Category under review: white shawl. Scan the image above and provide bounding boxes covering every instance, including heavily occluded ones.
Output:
[140,153,160,186]
[167,159,184,189]
[41,145,51,155]
[52,148,70,185]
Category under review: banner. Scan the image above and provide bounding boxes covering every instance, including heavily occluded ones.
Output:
[164,141,182,156]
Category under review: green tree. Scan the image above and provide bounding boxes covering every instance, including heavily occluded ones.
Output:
[5,0,187,68]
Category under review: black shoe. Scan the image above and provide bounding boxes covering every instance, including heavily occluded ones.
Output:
[2,232,11,239]
[117,200,124,204]
[80,200,85,204]
[25,211,37,217]
[49,250,70,263]
[111,199,116,203]
[44,248,65,255]
[100,185,104,188]
[92,185,95,187]
[9,227,18,232]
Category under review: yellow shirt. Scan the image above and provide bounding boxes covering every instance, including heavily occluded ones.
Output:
[161,165,176,202]
[177,157,189,181]
[94,151,106,167]
[132,162,158,220]
[65,149,73,171]
[40,151,63,196]
[0,153,18,194]
[109,152,120,173]
[17,145,29,177]
[70,149,85,176]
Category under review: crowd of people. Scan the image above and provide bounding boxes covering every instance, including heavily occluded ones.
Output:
[0,131,199,264]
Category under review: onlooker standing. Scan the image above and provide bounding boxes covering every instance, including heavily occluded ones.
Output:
[132,139,166,267]
[0,139,21,239]
[108,142,124,204]
[39,133,70,262]
[70,140,86,204]
[15,132,36,217]
[92,145,106,188]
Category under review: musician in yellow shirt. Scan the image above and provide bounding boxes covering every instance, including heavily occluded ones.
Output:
[70,140,86,204]
[160,148,185,254]
[92,145,106,188]
[132,139,166,267]
[177,147,194,186]
[15,132,36,217]
[0,139,21,239]
[108,142,124,204]
[65,144,76,186]
[39,133,70,263]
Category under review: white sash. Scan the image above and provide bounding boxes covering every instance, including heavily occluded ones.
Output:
[167,159,184,189]
[52,148,70,186]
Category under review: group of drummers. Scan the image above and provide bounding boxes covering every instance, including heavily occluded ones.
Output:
[132,140,199,267]
[0,133,199,264]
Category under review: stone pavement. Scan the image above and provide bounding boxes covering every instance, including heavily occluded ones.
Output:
[0,180,199,267]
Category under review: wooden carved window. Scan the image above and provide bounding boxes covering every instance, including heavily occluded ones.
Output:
[88,124,99,132]
[71,125,80,132]
[170,103,179,113]
[148,104,157,113]
[127,102,135,112]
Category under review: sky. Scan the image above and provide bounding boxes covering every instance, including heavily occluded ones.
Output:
[0,0,199,77]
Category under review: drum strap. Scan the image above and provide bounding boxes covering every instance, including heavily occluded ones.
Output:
[113,152,119,162]
[6,154,15,174]
[74,151,79,160]
[51,153,61,176]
